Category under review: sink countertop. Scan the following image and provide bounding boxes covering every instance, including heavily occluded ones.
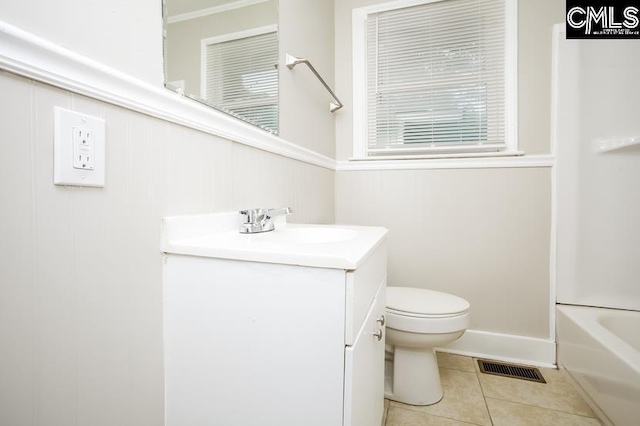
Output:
[161,213,388,270]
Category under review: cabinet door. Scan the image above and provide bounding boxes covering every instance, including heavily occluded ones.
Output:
[165,255,346,426]
[343,282,386,426]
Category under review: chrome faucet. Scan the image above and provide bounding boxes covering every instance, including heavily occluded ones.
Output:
[239,207,293,234]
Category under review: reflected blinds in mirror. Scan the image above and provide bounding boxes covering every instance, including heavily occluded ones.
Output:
[204,31,279,133]
[365,0,507,156]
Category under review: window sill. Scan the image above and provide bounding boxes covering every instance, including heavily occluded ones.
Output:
[351,150,525,161]
[337,152,555,171]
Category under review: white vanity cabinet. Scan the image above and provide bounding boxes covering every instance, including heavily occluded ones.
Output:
[162,217,387,426]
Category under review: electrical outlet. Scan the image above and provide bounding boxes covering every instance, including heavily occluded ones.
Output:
[54,107,105,187]
[72,127,95,170]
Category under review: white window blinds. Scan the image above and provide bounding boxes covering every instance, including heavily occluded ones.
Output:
[204,31,279,133]
[365,0,508,157]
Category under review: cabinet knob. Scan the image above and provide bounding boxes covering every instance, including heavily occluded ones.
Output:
[376,315,385,327]
[372,329,383,342]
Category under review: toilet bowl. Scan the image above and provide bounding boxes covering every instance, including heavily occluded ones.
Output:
[384,286,470,406]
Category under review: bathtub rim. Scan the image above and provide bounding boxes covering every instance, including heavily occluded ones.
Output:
[556,303,640,374]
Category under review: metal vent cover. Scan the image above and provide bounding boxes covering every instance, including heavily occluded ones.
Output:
[477,359,546,383]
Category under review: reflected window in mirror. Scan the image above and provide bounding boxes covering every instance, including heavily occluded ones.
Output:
[164,0,279,134]
[203,27,278,133]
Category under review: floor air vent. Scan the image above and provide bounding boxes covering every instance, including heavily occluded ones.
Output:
[477,359,546,383]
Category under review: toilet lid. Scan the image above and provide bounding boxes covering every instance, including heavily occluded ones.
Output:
[387,287,470,316]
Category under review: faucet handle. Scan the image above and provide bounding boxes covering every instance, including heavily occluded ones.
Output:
[238,207,292,233]
[239,208,264,224]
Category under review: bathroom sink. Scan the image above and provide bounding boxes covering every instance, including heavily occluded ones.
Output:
[260,226,358,245]
[161,213,387,269]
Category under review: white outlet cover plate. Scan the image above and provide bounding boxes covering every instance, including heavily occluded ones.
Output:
[54,107,105,187]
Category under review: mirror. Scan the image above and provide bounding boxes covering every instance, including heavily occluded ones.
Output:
[163,0,279,134]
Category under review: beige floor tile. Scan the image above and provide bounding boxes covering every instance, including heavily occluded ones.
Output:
[382,399,389,426]
[477,363,596,417]
[486,398,602,426]
[436,352,476,372]
[390,368,491,425]
[386,406,479,426]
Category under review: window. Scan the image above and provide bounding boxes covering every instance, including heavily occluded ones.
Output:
[352,0,517,159]
[202,26,279,134]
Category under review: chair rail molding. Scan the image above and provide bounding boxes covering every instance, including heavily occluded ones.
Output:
[0,20,335,170]
[0,20,556,173]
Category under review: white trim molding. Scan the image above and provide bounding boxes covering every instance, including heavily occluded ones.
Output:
[440,329,557,368]
[336,154,555,171]
[549,22,565,346]
[0,20,335,170]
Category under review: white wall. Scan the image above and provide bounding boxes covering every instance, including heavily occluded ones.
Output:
[337,168,552,338]
[0,70,334,426]
[556,37,640,311]
[335,0,565,345]
[279,0,336,158]
[0,3,573,425]
[0,0,164,85]
[0,1,336,424]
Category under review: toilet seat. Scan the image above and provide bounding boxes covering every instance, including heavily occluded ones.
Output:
[387,287,470,316]
[386,309,469,334]
[386,287,470,334]
[386,307,463,319]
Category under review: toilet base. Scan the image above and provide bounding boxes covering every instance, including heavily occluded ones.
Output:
[384,347,443,406]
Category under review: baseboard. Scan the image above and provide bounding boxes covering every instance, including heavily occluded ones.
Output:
[438,329,557,368]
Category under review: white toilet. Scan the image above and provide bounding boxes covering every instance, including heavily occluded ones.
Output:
[384,286,470,406]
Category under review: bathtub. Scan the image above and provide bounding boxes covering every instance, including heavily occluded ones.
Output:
[556,304,640,426]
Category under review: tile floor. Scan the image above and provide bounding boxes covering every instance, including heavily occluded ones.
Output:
[382,352,602,426]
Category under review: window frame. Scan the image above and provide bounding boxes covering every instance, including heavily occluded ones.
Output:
[351,0,519,160]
